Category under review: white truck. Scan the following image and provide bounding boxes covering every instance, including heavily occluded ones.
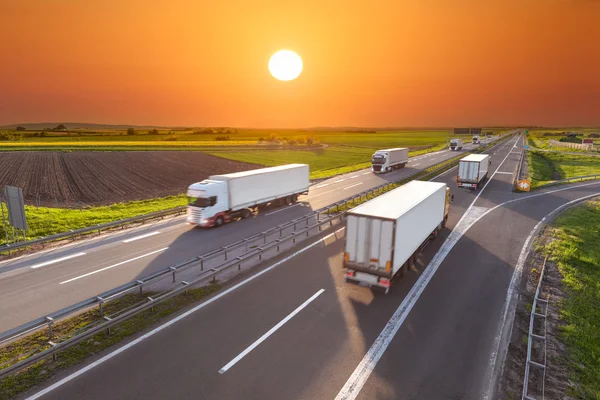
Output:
[371,148,409,173]
[449,138,464,151]
[343,180,453,293]
[457,154,491,189]
[186,164,310,228]
[472,135,480,144]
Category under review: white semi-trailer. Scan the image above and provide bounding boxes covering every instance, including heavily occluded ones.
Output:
[186,164,309,228]
[457,154,491,189]
[371,148,409,173]
[449,138,464,151]
[343,180,453,293]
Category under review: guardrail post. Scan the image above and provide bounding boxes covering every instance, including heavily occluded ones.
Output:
[96,296,105,317]
[136,280,144,295]
[222,247,227,261]
[200,257,204,271]
[170,266,177,283]
[45,316,54,339]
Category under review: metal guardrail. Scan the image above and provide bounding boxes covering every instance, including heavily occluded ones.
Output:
[522,257,549,400]
[0,133,515,378]
[533,174,600,190]
[0,206,187,256]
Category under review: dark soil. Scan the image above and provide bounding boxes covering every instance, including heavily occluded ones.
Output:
[0,151,261,207]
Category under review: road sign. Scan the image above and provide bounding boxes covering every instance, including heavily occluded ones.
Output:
[525,145,529,150]
[525,129,529,135]
[517,179,531,192]
[4,186,27,231]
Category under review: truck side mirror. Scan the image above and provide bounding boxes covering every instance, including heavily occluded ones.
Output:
[451,194,455,202]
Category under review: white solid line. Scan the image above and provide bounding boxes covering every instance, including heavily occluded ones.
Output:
[218,288,325,374]
[495,172,514,175]
[315,184,329,189]
[343,182,363,190]
[122,231,161,243]
[412,163,420,167]
[27,229,344,400]
[59,247,168,284]
[349,175,359,179]
[30,252,86,269]
[362,172,371,175]
[264,203,300,216]
[335,179,346,183]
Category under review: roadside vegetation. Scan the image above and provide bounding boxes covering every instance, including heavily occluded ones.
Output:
[0,284,220,400]
[0,196,186,247]
[527,151,600,188]
[542,199,600,399]
[526,129,599,152]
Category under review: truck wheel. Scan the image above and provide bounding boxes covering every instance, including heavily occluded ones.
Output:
[291,194,298,203]
[241,209,251,219]
[215,216,224,227]
[386,167,391,173]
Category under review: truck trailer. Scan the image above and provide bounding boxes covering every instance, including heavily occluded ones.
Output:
[343,180,453,293]
[186,164,309,228]
[449,138,464,151]
[457,154,491,189]
[371,148,409,173]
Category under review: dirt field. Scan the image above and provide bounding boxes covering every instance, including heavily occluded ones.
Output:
[0,152,260,207]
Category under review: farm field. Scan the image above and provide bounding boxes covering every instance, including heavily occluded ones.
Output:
[0,152,259,207]
[527,151,600,188]
[526,128,599,151]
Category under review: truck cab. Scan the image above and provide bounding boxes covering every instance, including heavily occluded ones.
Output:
[186,180,229,227]
[472,135,480,144]
[371,151,390,173]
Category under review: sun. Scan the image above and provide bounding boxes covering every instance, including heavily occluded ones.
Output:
[268,50,303,81]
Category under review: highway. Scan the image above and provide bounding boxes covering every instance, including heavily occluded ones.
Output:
[0,140,493,332]
[22,134,599,400]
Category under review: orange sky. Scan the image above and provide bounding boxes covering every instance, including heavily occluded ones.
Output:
[1,0,599,128]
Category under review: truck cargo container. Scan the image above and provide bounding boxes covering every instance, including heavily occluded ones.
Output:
[449,138,464,151]
[343,180,453,293]
[457,154,491,189]
[186,164,309,228]
[371,148,409,173]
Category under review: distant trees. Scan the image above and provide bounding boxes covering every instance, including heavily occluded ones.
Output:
[16,126,26,131]
[148,128,159,135]
[126,128,137,136]
[55,124,67,131]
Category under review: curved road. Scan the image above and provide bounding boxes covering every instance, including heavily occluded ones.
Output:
[19,134,600,400]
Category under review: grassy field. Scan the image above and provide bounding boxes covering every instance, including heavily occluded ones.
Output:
[544,199,600,399]
[526,128,599,151]
[0,195,187,247]
[527,151,600,188]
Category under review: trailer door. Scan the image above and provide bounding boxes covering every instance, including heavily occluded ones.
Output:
[346,215,393,271]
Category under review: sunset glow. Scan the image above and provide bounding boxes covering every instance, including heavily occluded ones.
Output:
[0,0,599,127]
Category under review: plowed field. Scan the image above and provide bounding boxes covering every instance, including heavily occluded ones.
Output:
[0,152,260,207]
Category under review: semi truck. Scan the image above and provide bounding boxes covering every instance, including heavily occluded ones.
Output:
[449,138,464,151]
[186,164,310,228]
[343,180,453,293]
[457,154,491,189]
[472,135,480,144]
[371,148,409,173]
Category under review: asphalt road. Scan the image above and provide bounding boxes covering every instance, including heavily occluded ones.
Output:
[22,134,597,400]
[0,139,497,332]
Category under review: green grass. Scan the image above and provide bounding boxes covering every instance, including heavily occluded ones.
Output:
[543,199,600,399]
[207,143,448,180]
[0,195,187,247]
[527,151,600,188]
[526,129,599,152]
[0,284,221,400]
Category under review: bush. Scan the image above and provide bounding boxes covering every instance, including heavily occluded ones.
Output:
[16,126,26,131]
[214,135,231,141]
[559,136,582,144]
[305,135,320,146]
[126,128,137,136]
[286,138,298,146]
[162,134,177,141]
[148,128,159,135]
[258,137,264,143]
[0,132,23,141]
[588,133,600,138]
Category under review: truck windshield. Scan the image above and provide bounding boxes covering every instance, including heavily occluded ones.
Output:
[188,197,211,207]
[450,141,457,145]
[371,154,386,164]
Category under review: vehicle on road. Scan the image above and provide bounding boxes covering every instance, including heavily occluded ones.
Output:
[472,135,480,144]
[457,154,491,189]
[371,148,409,173]
[186,164,310,228]
[449,138,464,151]
[343,180,453,293]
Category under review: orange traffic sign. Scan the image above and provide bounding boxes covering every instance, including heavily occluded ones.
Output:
[517,179,531,192]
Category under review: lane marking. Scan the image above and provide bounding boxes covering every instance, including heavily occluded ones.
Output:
[412,163,420,167]
[315,184,329,189]
[334,136,521,400]
[362,172,371,175]
[218,288,325,374]
[59,248,168,284]
[265,203,301,216]
[303,188,338,200]
[349,175,359,179]
[335,179,346,183]
[343,182,364,190]
[122,231,161,243]
[495,172,514,175]
[428,165,458,181]
[30,252,87,269]
[28,228,344,400]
